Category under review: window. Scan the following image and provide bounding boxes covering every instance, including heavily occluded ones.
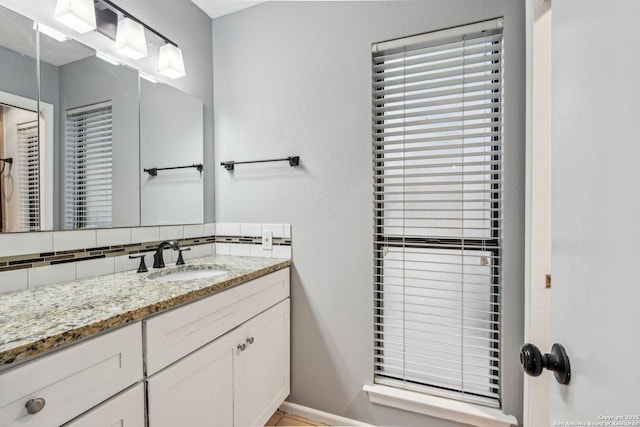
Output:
[373,19,504,407]
[64,101,113,229]
[17,120,40,231]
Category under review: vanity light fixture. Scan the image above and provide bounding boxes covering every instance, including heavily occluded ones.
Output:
[157,43,186,79]
[96,51,120,66]
[53,0,186,78]
[34,22,69,42]
[115,17,148,60]
[54,0,96,34]
[99,0,185,78]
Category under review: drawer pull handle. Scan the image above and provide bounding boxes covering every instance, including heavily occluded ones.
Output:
[237,343,246,351]
[246,337,255,345]
[25,398,46,414]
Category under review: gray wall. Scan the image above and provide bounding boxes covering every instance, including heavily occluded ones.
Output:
[113,0,214,223]
[0,45,38,102]
[213,1,525,426]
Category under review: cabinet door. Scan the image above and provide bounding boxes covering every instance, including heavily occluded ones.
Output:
[234,299,290,427]
[147,331,236,427]
[0,323,142,427]
[64,384,144,427]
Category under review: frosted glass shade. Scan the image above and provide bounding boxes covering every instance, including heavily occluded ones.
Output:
[54,0,96,34]
[115,18,148,60]
[158,43,186,79]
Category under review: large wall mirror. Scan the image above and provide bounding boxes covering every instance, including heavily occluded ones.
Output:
[0,2,204,233]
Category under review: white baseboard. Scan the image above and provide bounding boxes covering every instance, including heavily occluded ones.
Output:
[279,401,374,426]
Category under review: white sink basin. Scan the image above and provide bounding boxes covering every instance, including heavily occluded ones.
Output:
[147,266,229,283]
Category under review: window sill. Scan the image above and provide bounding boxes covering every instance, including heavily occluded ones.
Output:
[363,384,518,427]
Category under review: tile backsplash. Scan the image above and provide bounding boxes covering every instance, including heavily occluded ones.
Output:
[0,223,291,293]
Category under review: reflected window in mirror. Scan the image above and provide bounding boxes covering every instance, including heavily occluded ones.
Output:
[64,101,113,229]
[16,118,40,231]
[0,103,40,232]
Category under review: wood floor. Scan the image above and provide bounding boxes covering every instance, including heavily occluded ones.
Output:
[265,410,328,426]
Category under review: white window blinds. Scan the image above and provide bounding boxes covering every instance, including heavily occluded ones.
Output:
[17,120,40,231]
[64,101,113,229]
[372,19,504,407]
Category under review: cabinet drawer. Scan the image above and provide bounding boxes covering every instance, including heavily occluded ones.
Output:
[64,384,145,427]
[145,267,289,375]
[0,323,143,427]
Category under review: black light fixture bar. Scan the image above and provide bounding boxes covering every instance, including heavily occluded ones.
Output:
[220,156,300,171]
[144,164,204,176]
[98,0,178,47]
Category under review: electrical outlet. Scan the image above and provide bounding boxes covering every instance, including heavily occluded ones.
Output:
[262,230,273,250]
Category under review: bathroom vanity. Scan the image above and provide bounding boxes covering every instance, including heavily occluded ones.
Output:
[0,256,291,427]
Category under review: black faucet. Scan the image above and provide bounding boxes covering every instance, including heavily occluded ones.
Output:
[153,240,181,268]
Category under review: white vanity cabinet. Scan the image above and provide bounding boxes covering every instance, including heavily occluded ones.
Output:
[0,267,291,427]
[145,268,291,427]
[0,323,143,427]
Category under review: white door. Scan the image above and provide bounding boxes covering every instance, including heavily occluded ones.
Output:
[549,0,640,423]
[524,0,553,425]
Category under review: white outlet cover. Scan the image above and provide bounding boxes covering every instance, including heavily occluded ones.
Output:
[262,230,273,250]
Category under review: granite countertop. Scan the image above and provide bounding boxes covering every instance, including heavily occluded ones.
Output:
[0,255,292,370]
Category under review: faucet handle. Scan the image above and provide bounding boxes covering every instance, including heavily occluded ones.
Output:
[176,247,191,266]
[128,254,148,273]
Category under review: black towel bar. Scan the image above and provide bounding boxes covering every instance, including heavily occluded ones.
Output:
[220,156,300,171]
[144,164,203,176]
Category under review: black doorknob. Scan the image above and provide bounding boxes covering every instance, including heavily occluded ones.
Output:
[520,343,571,385]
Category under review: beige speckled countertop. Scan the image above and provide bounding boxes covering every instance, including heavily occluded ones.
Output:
[0,255,291,370]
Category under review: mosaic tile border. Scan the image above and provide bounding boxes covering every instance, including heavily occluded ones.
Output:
[215,236,292,246]
[0,235,291,273]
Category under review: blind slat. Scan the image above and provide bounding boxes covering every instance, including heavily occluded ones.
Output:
[374,71,501,98]
[374,55,502,90]
[374,46,501,77]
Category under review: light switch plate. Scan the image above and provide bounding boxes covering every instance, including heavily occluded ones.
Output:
[262,230,273,250]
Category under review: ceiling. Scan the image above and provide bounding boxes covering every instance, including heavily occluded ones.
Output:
[190,0,267,19]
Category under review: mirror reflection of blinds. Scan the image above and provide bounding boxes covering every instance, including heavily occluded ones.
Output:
[17,121,39,232]
[372,19,504,408]
[64,101,113,229]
